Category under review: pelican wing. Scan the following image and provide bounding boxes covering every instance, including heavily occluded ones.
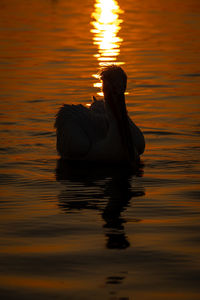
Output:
[128,117,145,155]
[55,103,108,159]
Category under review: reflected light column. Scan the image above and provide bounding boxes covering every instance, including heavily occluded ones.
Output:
[91,0,124,95]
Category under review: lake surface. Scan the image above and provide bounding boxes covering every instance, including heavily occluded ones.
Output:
[0,0,200,299]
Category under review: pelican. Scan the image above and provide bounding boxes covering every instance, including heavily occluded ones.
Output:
[55,66,145,165]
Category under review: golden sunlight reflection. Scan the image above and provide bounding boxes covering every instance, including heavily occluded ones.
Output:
[91,0,124,95]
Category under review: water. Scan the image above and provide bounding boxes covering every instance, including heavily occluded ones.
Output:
[0,0,200,299]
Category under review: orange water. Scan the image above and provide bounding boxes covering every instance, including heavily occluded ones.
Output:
[0,0,200,299]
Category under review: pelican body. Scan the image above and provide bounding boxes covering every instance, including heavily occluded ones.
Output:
[55,66,145,165]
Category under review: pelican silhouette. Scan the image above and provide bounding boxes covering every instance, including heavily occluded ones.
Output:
[55,66,145,165]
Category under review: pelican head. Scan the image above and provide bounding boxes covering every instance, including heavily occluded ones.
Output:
[100,65,127,100]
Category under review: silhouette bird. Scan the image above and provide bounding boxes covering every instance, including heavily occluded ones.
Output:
[55,66,145,165]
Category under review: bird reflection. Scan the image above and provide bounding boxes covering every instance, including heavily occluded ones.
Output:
[102,171,143,249]
[56,159,145,249]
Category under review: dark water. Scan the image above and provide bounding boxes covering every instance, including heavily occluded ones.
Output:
[0,0,200,299]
